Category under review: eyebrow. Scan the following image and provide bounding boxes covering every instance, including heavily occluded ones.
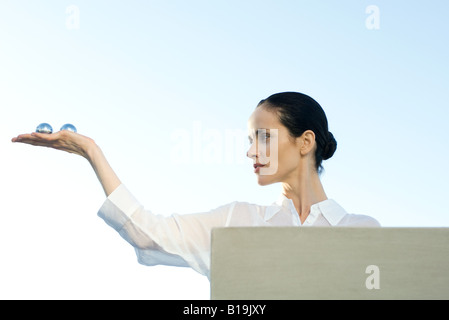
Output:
[248,128,271,140]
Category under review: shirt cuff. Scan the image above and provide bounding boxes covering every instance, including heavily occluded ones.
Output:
[97,184,142,231]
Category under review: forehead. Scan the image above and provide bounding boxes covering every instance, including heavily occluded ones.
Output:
[247,106,281,130]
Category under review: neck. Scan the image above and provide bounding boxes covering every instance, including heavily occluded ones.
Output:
[281,168,327,224]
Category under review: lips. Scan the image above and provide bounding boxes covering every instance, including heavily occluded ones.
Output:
[253,163,267,173]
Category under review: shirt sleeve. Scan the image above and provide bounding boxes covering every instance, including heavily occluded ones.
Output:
[97,184,236,277]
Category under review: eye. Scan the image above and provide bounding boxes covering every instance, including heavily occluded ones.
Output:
[258,131,270,140]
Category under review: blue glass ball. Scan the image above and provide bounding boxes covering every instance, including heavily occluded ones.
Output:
[60,123,77,133]
[36,123,53,134]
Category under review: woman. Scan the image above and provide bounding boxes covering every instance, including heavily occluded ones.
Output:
[12,91,380,279]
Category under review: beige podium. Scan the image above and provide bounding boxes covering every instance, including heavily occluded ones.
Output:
[210,227,449,300]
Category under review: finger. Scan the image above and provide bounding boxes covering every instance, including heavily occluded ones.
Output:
[12,133,33,142]
[31,131,61,140]
[12,132,57,145]
[12,137,52,147]
[12,131,82,155]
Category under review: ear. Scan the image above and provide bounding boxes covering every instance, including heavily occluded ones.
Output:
[299,130,316,156]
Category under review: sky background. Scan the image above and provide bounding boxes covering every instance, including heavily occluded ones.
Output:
[1,0,448,299]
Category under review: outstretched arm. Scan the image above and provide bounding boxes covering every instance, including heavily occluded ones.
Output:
[12,130,121,197]
[12,130,234,277]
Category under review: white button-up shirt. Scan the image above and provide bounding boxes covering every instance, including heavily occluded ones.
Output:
[98,184,380,279]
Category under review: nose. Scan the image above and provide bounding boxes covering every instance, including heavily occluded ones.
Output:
[246,143,258,159]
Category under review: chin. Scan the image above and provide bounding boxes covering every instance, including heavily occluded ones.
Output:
[256,175,278,186]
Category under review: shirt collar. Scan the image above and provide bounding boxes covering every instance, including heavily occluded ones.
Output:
[264,194,347,226]
[313,199,347,226]
[263,194,289,221]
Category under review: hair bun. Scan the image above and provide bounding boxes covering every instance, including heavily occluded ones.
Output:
[322,131,337,160]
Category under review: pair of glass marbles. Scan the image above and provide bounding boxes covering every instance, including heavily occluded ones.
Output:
[36,123,77,134]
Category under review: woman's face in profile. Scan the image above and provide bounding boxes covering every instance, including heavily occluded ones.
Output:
[247,105,304,186]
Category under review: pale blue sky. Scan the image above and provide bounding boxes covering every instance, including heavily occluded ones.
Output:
[1,1,448,299]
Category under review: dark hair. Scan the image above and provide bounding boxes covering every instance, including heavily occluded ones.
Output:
[257,91,337,174]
